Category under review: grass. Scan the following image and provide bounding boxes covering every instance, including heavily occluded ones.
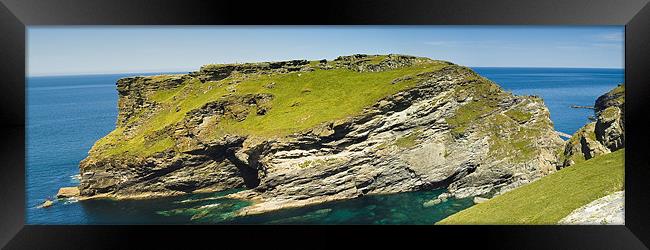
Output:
[394,130,422,148]
[92,58,449,158]
[484,113,545,163]
[224,66,440,136]
[447,100,498,136]
[295,158,344,169]
[600,106,620,120]
[365,55,388,65]
[436,149,625,225]
[610,84,625,95]
[445,78,503,137]
[505,109,532,123]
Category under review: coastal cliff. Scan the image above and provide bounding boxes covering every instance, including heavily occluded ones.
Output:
[559,84,625,168]
[77,54,563,213]
[438,85,625,225]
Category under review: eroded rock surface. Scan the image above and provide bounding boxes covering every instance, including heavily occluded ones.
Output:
[559,191,624,225]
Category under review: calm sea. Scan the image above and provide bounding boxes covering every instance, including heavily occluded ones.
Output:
[26,67,624,224]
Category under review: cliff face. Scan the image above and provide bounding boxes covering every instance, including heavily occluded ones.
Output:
[559,84,625,168]
[78,54,563,213]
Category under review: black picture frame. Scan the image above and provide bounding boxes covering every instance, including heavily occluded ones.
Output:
[1,0,649,249]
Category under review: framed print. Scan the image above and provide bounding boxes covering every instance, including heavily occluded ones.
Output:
[1,0,649,249]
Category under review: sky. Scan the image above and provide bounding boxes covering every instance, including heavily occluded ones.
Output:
[27,26,624,76]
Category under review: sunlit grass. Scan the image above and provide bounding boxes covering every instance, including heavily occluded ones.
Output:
[93,60,449,157]
[437,149,624,225]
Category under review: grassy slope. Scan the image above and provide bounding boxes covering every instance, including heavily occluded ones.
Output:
[437,149,624,225]
[93,59,449,158]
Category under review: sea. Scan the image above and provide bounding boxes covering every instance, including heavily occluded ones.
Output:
[26,67,624,224]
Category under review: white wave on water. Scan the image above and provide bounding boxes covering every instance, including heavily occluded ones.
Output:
[70,174,81,183]
[63,198,79,205]
[177,197,223,204]
[197,203,221,209]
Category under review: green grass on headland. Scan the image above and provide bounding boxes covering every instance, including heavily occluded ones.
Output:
[92,58,450,158]
[437,149,624,225]
[394,130,423,148]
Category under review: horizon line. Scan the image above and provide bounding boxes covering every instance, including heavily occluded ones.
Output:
[28,65,624,78]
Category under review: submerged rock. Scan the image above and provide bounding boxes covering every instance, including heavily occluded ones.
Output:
[41,199,53,208]
[77,54,564,214]
[423,198,443,207]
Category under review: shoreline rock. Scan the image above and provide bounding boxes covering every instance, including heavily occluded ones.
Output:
[570,105,594,110]
[40,199,53,208]
[56,187,80,198]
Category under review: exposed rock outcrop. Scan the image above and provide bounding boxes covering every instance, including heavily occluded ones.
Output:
[595,105,625,151]
[56,187,80,198]
[473,196,489,204]
[191,60,310,83]
[559,191,624,225]
[559,84,624,168]
[116,75,189,127]
[77,54,563,214]
[595,85,625,112]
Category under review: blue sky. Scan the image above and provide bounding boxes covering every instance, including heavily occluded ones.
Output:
[28,26,624,76]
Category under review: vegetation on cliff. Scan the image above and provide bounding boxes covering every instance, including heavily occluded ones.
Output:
[437,149,624,225]
[440,84,625,225]
[78,54,562,212]
[90,55,449,158]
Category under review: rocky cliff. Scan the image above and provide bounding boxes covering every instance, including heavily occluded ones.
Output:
[559,84,625,168]
[78,54,563,214]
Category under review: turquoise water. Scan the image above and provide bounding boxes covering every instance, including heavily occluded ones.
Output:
[26,67,623,224]
[62,188,471,225]
[227,189,473,225]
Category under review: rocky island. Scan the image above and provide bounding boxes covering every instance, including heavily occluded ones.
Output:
[69,54,564,215]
